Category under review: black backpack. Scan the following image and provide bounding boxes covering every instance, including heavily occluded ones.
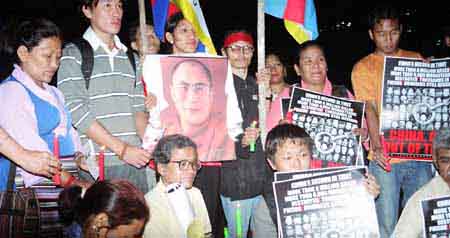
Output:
[71,38,137,89]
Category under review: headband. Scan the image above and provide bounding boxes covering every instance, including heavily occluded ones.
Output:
[223,32,254,48]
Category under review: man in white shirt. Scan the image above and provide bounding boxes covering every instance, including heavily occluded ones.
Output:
[393,127,450,238]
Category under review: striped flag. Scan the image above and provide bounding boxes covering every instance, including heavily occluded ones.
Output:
[265,0,319,44]
[151,0,217,55]
[151,0,180,40]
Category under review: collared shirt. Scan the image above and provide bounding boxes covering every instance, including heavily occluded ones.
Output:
[393,175,450,238]
[0,66,81,186]
[144,181,212,238]
[83,26,128,71]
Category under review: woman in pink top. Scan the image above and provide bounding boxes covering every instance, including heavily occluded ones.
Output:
[265,52,291,131]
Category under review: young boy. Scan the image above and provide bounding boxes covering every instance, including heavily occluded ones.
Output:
[252,123,380,237]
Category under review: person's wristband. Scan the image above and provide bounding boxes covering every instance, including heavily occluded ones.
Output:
[265,94,272,101]
[119,143,129,161]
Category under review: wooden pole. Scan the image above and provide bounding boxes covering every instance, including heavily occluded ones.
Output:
[138,0,149,57]
[257,0,267,148]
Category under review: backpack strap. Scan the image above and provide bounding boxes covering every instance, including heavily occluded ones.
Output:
[71,38,94,90]
[126,49,137,76]
[71,38,137,90]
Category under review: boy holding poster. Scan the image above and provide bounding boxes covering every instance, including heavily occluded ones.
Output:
[252,123,380,238]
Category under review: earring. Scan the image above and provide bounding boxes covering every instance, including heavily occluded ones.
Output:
[92,225,100,238]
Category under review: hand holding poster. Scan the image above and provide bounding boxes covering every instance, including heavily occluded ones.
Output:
[142,55,241,162]
[288,87,365,167]
[273,166,379,238]
[421,195,450,237]
[380,57,450,161]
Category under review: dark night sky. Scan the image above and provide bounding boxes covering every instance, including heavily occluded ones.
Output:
[1,0,449,89]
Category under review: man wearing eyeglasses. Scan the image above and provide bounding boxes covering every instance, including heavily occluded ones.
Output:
[144,134,212,238]
[219,30,272,238]
[393,127,450,238]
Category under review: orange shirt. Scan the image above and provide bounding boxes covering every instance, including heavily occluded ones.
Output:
[351,49,422,162]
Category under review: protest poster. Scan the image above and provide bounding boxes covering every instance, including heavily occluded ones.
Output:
[288,87,365,167]
[380,57,450,160]
[142,55,240,162]
[273,166,379,238]
[281,98,290,120]
[421,195,450,238]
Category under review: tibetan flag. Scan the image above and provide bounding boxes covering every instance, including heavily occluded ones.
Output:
[151,0,180,41]
[265,0,319,44]
[172,0,217,55]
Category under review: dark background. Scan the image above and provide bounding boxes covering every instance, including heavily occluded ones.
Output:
[1,0,449,90]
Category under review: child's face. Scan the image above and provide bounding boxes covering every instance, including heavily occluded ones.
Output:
[273,139,312,172]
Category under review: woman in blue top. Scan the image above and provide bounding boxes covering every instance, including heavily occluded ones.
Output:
[0,18,90,237]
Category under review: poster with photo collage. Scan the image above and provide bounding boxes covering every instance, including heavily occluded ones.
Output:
[273,166,379,238]
[288,87,365,167]
[380,57,450,160]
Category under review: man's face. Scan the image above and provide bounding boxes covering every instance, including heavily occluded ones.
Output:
[133,25,161,55]
[369,19,401,55]
[170,62,213,130]
[160,147,199,189]
[223,40,254,70]
[83,0,123,37]
[271,139,312,172]
[435,149,450,186]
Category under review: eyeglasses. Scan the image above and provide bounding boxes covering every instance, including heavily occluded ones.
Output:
[172,82,211,97]
[170,160,202,171]
[227,45,254,55]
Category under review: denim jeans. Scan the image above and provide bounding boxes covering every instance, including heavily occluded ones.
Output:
[220,195,262,238]
[369,160,433,238]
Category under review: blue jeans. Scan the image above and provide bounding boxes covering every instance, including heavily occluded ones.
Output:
[221,195,262,238]
[369,160,433,238]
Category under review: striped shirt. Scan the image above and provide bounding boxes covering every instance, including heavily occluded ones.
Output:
[57,27,146,165]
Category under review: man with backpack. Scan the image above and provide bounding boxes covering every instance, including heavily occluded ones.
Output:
[57,0,155,193]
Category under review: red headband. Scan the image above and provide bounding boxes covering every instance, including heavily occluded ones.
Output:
[223,32,254,48]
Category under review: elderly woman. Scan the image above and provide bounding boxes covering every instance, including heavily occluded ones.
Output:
[0,18,89,237]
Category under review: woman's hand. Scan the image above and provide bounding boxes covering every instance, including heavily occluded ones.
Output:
[20,150,61,178]
[144,93,157,111]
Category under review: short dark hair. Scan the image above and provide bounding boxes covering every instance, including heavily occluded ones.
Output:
[165,12,185,36]
[6,18,61,65]
[152,134,198,165]
[170,59,213,86]
[265,124,313,163]
[295,40,326,65]
[368,3,400,30]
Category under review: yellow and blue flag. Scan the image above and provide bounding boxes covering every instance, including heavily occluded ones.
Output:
[265,0,319,44]
[151,0,217,55]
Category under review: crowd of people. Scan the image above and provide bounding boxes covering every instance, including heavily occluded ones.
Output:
[0,0,449,238]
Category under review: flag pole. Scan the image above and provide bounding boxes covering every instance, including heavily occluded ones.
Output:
[138,0,149,61]
[257,0,267,149]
